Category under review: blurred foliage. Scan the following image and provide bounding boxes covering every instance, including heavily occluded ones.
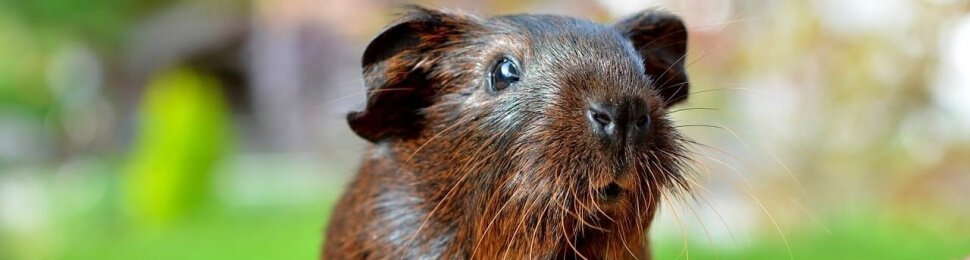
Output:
[124,68,233,226]
[0,12,53,117]
[0,0,173,47]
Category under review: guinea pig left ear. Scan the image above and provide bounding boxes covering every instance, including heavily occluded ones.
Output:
[348,6,473,142]
[614,10,690,107]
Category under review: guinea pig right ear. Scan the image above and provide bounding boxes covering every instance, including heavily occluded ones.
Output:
[613,10,690,107]
[348,6,474,142]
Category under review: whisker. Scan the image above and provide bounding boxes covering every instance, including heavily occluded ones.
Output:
[753,141,805,194]
[656,14,745,103]
[315,88,415,108]
[698,121,807,194]
[501,196,542,259]
[618,226,641,260]
[740,184,793,260]
[689,151,794,260]
[687,87,768,96]
[695,191,742,254]
[687,16,761,31]
[561,207,590,260]
[471,174,516,257]
[397,117,482,258]
[679,178,722,260]
[668,107,721,114]
[674,124,726,129]
[661,192,691,260]
[790,198,832,235]
[527,199,552,259]
[561,190,608,232]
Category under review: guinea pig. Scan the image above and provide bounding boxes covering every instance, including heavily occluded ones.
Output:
[324,6,692,260]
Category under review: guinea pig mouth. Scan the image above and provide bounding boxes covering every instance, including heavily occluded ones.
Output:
[597,182,624,201]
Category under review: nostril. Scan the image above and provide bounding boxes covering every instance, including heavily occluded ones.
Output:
[592,112,612,126]
[635,115,650,127]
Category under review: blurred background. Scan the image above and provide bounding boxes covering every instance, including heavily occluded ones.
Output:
[0,0,968,259]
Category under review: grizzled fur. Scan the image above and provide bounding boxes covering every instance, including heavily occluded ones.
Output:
[324,6,693,260]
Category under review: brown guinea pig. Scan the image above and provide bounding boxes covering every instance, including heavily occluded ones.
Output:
[323,6,692,260]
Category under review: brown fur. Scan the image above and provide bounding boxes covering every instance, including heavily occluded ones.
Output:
[324,6,692,259]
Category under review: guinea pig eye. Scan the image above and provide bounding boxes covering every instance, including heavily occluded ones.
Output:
[489,58,520,91]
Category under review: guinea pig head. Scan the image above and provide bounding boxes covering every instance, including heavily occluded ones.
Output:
[348,6,692,258]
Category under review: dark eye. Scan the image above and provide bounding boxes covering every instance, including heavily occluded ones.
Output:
[489,58,520,91]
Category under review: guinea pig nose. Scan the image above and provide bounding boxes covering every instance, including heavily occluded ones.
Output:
[587,98,650,144]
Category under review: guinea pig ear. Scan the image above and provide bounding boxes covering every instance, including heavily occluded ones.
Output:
[348,6,472,142]
[614,10,690,107]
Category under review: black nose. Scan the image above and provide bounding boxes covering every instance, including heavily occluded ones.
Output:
[587,98,650,146]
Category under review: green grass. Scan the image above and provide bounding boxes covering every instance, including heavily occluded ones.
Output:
[653,212,970,260]
[53,206,332,260]
[21,206,961,260]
